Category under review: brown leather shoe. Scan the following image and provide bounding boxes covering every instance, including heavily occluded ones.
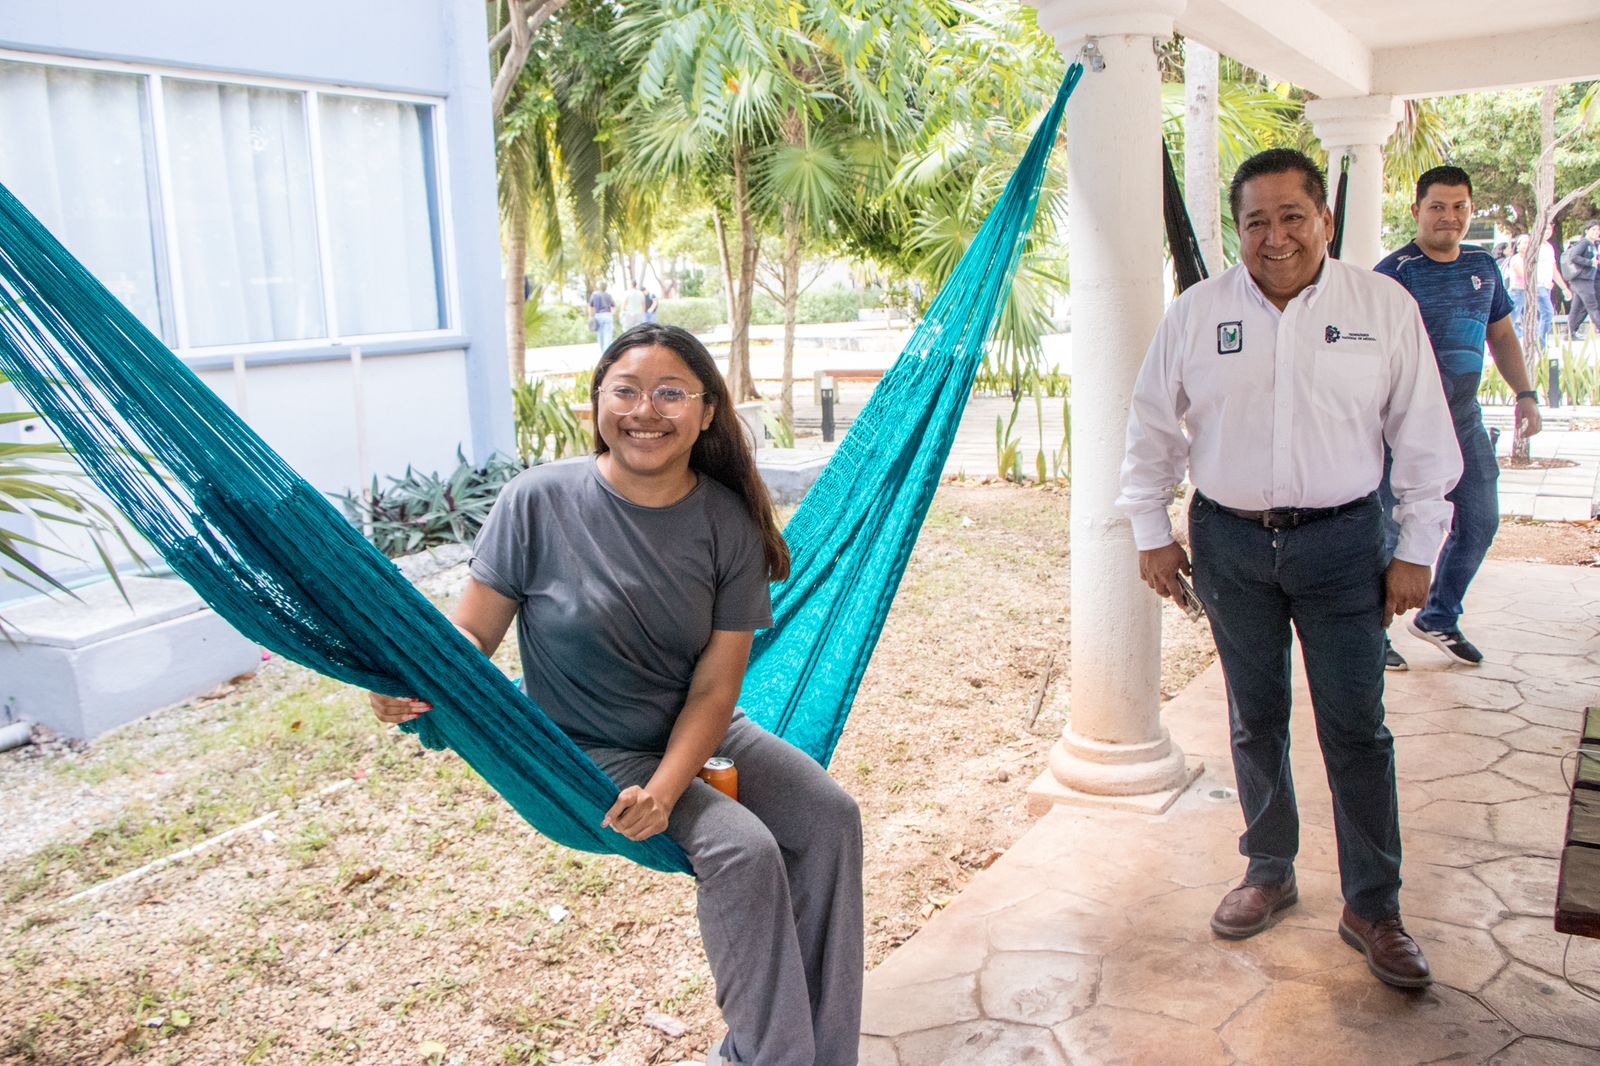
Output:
[1209,873,1298,938]
[1338,905,1433,988]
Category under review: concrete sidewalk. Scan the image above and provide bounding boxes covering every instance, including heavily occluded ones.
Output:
[1487,406,1600,521]
[859,559,1600,1065]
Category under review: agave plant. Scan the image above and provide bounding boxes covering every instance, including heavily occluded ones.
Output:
[336,449,530,559]
[0,370,142,606]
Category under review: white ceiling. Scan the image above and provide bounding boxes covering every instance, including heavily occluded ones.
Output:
[1169,0,1600,99]
[1320,0,1595,52]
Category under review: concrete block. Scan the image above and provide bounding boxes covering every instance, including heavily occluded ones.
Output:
[757,448,833,506]
[0,577,260,739]
[1532,495,1594,522]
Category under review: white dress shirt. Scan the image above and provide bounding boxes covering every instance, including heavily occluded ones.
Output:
[1117,258,1461,566]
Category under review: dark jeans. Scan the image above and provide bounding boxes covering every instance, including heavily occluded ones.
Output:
[1571,276,1599,340]
[1189,492,1402,921]
[1379,394,1499,632]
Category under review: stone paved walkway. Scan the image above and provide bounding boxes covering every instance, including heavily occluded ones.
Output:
[860,560,1600,1065]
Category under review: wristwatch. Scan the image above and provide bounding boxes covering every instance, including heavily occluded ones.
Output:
[1515,390,1539,403]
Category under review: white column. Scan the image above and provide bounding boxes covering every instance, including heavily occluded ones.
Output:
[1304,96,1404,271]
[1183,39,1224,274]
[1025,0,1197,810]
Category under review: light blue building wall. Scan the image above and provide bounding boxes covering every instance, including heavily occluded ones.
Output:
[0,0,514,496]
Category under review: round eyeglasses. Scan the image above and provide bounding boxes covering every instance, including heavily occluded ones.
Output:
[596,384,708,419]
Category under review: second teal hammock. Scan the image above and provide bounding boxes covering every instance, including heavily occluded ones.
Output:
[0,66,1081,875]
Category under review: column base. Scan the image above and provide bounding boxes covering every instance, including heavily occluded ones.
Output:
[1026,756,1204,817]
[1025,727,1202,816]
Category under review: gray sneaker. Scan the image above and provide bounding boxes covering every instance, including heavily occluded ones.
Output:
[1383,635,1408,672]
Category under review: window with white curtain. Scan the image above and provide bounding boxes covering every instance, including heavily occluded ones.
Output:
[162,79,326,346]
[0,54,449,351]
[318,95,444,336]
[0,59,167,336]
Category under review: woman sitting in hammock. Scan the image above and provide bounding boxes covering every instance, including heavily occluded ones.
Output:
[369,324,863,1066]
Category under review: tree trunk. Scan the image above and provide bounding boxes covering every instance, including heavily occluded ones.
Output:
[726,144,760,402]
[1183,40,1224,273]
[780,201,802,427]
[505,196,529,386]
[712,204,737,335]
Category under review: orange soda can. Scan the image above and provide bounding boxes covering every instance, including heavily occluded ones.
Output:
[699,757,738,801]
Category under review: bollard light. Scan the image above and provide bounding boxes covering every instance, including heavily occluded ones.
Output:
[820,375,835,442]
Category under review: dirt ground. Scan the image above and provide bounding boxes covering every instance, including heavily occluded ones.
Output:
[0,483,1590,1065]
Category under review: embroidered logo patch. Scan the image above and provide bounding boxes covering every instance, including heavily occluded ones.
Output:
[1472,275,1483,290]
[1217,321,1243,354]
[1325,324,1378,344]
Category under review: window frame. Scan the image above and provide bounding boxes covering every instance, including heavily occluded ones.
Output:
[0,48,460,359]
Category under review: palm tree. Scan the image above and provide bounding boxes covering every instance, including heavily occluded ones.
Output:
[873,0,1067,392]
[618,0,798,402]
[493,0,639,383]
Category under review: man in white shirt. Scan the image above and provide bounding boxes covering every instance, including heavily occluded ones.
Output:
[1118,149,1461,988]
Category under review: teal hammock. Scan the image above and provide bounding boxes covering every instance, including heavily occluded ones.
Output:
[0,65,1080,876]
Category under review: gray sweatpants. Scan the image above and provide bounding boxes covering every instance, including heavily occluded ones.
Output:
[583,715,864,1066]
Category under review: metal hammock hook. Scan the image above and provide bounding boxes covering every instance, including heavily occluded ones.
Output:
[1079,38,1106,72]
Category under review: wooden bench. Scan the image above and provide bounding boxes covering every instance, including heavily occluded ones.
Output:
[1555,706,1600,939]
[813,368,888,406]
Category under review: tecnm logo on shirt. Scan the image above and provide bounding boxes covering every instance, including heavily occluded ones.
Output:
[1325,325,1377,344]
[1217,321,1243,354]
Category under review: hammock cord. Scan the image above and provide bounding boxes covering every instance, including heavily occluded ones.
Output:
[0,64,1081,875]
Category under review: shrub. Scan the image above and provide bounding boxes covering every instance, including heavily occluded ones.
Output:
[798,287,869,324]
[526,302,592,348]
[337,450,528,559]
[656,297,725,333]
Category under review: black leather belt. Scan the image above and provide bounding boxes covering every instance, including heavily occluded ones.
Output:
[1196,491,1375,531]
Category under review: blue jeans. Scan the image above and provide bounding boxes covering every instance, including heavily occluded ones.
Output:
[1379,391,1498,632]
[1189,493,1401,921]
[1537,287,1555,349]
[1510,289,1527,341]
[594,310,615,352]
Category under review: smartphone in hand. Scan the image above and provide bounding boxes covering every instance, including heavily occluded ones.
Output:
[1174,572,1206,622]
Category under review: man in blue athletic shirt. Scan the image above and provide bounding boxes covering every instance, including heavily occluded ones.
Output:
[1376,166,1542,668]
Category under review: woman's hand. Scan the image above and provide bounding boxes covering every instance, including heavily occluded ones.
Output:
[602,786,673,842]
[369,692,432,725]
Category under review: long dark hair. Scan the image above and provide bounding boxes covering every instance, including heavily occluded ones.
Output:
[593,323,791,582]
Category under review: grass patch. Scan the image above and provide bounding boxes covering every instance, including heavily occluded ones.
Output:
[0,674,440,908]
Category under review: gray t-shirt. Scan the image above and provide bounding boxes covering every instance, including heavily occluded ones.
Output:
[470,455,773,751]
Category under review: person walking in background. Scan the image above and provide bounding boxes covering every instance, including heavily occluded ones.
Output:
[1507,235,1531,342]
[1120,149,1459,989]
[644,288,661,324]
[1533,228,1569,351]
[1562,219,1600,340]
[620,282,647,332]
[1375,166,1541,670]
[589,283,616,352]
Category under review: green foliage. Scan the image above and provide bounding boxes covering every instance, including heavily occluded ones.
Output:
[657,297,725,333]
[760,408,796,449]
[512,379,592,464]
[677,270,710,298]
[337,450,528,559]
[524,300,591,348]
[1436,84,1600,230]
[1483,334,1600,405]
[0,370,144,605]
